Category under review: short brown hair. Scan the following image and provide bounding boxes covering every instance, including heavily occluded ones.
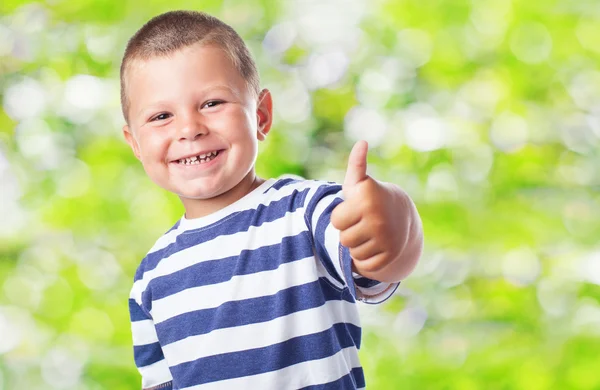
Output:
[120,10,260,123]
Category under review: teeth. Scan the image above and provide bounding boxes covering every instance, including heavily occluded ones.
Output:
[178,151,219,165]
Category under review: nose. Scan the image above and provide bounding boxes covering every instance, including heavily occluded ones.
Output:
[177,110,208,141]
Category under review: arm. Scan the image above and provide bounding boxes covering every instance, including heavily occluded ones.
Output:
[129,298,173,390]
[331,141,424,283]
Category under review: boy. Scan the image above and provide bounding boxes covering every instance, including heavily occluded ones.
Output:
[122,10,423,390]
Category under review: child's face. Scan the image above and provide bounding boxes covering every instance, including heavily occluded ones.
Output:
[122,44,271,208]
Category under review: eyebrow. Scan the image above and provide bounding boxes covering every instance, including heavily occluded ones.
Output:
[134,101,171,122]
[207,84,243,99]
[134,85,243,119]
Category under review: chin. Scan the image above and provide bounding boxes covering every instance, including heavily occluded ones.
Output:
[177,190,223,200]
[176,184,231,201]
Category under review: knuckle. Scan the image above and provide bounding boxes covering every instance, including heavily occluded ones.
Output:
[363,259,386,273]
[358,260,379,273]
[330,208,343,228]
[350,244,371,262]
[339,232,351,247]
[331,215,340,229]
[349,247,364,261]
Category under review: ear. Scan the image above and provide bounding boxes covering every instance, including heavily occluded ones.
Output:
[123,125,142,160]
[256,89,273,141]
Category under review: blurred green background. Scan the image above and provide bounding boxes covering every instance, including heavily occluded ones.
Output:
[1,0,599,389]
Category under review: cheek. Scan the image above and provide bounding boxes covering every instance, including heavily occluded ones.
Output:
[139,133,170,159]
[220,106,257,133]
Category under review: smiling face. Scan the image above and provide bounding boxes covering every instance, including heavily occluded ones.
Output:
[122,44,272,218]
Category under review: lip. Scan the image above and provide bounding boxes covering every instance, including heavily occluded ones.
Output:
[169,149,226,172]
[170,148,225,163]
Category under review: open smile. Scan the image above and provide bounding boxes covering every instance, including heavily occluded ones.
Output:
[175,150,222,165]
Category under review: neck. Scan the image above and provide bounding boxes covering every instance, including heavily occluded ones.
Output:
[180,171,264,219]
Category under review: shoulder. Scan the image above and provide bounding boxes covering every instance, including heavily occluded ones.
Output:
[264,176,342,199]
[258,176,342,214]
[133,219,184,284]
[130,219,186,306]
[262,176,343,224]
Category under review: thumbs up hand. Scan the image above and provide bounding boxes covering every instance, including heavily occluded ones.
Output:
[341,140,370,196]
[331,141,423,283]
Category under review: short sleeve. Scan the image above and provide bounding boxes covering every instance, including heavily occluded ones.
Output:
[129,298,173,390]
[304,182,399,303]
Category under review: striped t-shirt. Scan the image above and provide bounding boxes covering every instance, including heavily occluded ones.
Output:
[129,178,398,390]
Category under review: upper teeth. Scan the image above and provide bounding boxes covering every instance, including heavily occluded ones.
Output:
[178,151,218,165]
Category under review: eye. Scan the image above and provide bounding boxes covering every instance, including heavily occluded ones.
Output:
[203,100,224,109]
[150,113,172,122]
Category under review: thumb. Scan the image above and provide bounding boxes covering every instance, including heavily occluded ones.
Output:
[343,140,369,193]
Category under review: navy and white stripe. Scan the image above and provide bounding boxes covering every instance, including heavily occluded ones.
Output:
[129,178,398,390]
